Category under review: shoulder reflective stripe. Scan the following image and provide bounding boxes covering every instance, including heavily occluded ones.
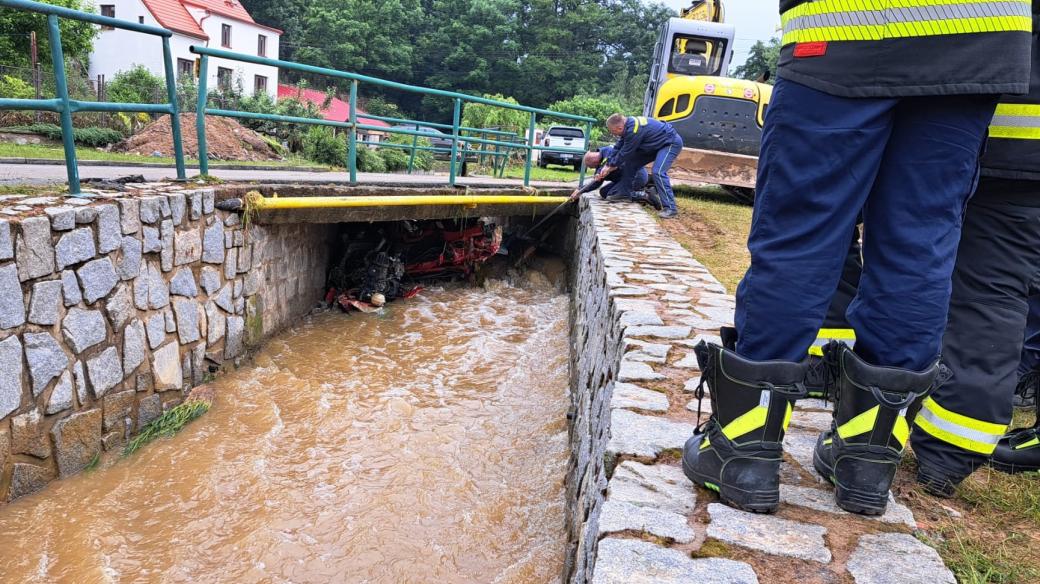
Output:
[837,405,879,440]
[1014,436,1039,450]
[632,118,640,134]
[721,406,768,441]
[637,116,648,125]
[914,397,1007,455]
[893,416,910,447]
[780,0,1030,45]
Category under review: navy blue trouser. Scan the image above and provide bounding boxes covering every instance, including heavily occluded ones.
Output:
[735,78,996,371]
[601,167,648,199]
[615,140,683,212]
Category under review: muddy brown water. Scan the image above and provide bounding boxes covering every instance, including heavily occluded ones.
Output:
[0,284,571,583]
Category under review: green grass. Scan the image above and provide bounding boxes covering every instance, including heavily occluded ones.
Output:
[0,142,324,168]
[123,399,211,456]
[497,164,581,182]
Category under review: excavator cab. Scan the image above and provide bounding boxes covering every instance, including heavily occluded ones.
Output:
[643,17,772,157]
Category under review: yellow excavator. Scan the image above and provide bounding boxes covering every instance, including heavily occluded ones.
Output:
[643,0,771,201]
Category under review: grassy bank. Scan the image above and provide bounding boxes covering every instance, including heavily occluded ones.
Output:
[0,142,323,168]
[497,164,580,182]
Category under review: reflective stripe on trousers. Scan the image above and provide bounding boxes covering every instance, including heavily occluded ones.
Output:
[781,0,1031,45]
[809,327,856,357]
[914,396,1007,455]
[990,103,1040,140]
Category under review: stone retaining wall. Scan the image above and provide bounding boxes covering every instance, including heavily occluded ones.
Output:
[0,186,332,503]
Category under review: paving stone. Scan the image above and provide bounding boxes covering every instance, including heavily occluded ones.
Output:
[27,279,61,326]
[152,341,182,390]
[61,308,107,354]
[86,347,122,398]
[800,398,834,411]
[224,213,240,227]
[648,283,688,293]
[22,332,68,398]
[45,370,74,414]
[243,270,261,297]
[203,221,225,264]
[683,375,702,392]
[45,206,76,230]
[623,341,670,364]
[592,538,759,584]
[0,220,11,260]
[0,335,23,419]
[139,197,162,224]
[847,533,954,584]
[174,228,202,266]
[142,225,161,253]
[118,199,140,234]
[609,461,696,514]
[117,236,142,281]
[189,192,202,220]
[146,312,166,349]
[203,191,214,214]
[225,315,244,358]
[97,204,121,253]
[0,263,26,329]
[779,485,916,527]
[206,301,225,344]
[619,310,664,327]
[619,361,665,382]
[608,286,650,297]
[612,382,669,412]
[696,306,734,323]
[706,503,831,563]
[607,409,694,458]
[164,307,176,332]
[168,193,186,225]
[9,462,53,499]
[625,272,667,283]
[173,298,201,344]
[784,429,820,472]
[77,257,118,304]
[54,227,95,271]
[160,219,174,271]
[662,293,692,303]
[790,411,833,432]
[236,244,251,273]
[674,352,700,369]
[16,216,55,281]
[224,247,237,279]
[624,325,691,339]
[50,408,102,477]
[200,266,220,295]
[140,263,169,310]
[122,318,147,378]
[60,269,81,306]
[599,499,696,543]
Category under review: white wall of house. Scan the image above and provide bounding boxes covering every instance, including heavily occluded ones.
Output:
[187,8,279,100]
[87,0,279,101]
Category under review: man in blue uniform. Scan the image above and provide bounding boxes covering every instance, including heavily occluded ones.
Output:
[598,114,684,218]
[681,0,1032,515]
[569,146,660,209]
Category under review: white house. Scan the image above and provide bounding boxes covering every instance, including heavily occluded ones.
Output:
[88,0,281,100]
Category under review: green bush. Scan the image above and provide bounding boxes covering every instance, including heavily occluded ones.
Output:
[0,75,33,100]
[379,134,434,171]
[302,126,346,167]
[379,147,409,171]
[107,65,166,104]
[3,123,124,146]
[356,145,386,173]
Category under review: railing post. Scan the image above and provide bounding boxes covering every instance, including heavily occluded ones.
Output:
[407,123,418,174]
[524,112,536,187]
[348,80,358,184]
[448,97,461,186]
[46,14,79,195]
[579,120,592,187]
[162,36,186,180]
[195,55,209,175]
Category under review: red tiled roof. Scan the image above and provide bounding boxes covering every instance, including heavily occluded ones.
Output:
[141,0,208,39]
[277,85,391,128]
[181,0,283,33]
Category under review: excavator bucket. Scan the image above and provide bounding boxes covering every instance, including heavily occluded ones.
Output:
[668,147,757,190]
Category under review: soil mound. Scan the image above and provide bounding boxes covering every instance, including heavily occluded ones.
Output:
[114,113,281,161]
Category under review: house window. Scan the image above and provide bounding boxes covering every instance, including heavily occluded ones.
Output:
[254,75,267,94]
[100,5,114,29]
[177,58,194,79]
[217,67,233,90]
[258,34,266,57]
[138,16,144,24]
[221,24,232,48]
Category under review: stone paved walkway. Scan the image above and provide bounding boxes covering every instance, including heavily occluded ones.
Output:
[586,198,955,584]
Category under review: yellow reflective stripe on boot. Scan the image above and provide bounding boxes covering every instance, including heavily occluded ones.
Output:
[783,402,793,431]
[990,103,1040,140]
[837,406,878,440]
[893,416,910,447]
[914,397,1008,455]
[780,0,1031,46]
[1014,436,1040,450]
[809,328,856,357]
[721,406,767,441]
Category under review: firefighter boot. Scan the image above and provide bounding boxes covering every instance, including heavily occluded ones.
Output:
[681,337,809,513]
[813,343,942,515]
[990,396,1040,474]
[1013,368,1039,410]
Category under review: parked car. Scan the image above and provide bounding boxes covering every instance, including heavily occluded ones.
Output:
[391,124,478,164]
[539,126,587,170]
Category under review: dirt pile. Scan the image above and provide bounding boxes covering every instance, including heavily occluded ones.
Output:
[113,113,282,161]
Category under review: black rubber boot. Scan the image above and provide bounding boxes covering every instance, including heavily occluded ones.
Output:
[1013,368,1039,410]
[813,343,943,514]
[991,394,1040,474]
[681,334,808,513]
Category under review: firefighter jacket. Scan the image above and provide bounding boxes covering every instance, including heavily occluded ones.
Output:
[983,10,1040,180]
[606,117,683,167]
[776,0,1033,98]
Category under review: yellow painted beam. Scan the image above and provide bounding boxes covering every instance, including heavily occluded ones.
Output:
[248,194,571,210]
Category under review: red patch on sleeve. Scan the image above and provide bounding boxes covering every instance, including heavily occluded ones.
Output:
[793,42,828,58]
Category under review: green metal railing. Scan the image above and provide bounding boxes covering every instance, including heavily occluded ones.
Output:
[191,45,596,187]
[0,0,186,195]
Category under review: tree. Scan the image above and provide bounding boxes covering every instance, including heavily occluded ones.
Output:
[547,95,626,142]
[461,93,529,136]
[0,0,97,70]
[106,65,165,104]
[732,38,780,83]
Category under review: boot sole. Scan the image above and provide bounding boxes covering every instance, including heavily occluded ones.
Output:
[682,453,779,514]
[990,459,1040,474]
[813,448,888,516]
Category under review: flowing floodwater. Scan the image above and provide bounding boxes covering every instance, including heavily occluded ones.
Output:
[0,284,571,583]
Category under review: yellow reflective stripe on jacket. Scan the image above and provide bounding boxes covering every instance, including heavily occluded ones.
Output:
[914,397,1008,454]
[990,103,1040,140]
[780,0,1031,46]
[631,116,648,134]
[808,327,856,357]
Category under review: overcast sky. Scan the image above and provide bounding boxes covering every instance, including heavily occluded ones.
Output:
[659,0,780,68]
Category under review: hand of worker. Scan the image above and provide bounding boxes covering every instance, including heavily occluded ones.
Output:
[569,188,581,200]
[596,166,614,181]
